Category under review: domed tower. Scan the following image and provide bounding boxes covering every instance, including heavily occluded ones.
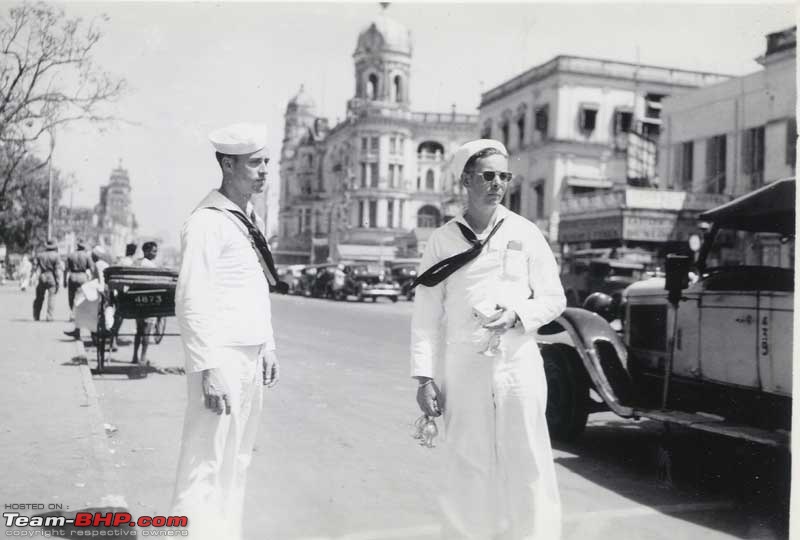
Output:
[106,161,133,227]
[283,84,317,155]
[349,6,412,114]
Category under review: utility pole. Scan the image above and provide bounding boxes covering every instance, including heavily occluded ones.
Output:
[46,129,55,241]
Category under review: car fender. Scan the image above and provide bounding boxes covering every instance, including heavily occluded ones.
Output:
[539,307,636,418]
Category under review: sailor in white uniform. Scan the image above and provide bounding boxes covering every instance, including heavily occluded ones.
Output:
[171,123,281,540]
[411,139,566,539]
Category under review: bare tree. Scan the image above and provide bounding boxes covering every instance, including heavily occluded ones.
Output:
[0,2,125,208]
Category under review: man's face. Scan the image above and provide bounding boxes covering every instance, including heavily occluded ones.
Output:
[462,153,510,210]
[144,246,158,260]
[224,147,270,197]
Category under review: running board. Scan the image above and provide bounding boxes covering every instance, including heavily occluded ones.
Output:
[635,409,790,448]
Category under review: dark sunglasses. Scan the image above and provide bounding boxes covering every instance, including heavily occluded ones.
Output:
[474,171,513,183]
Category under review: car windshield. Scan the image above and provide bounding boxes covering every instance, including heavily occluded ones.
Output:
[705,228,795,270]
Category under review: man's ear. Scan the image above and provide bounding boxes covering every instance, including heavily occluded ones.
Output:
[460,173,469,188]
[222,156,235,172]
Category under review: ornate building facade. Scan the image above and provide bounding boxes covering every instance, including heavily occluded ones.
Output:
[275,11,477,264]
[53,162,138,257]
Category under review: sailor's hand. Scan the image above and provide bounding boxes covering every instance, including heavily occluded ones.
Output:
[415,377,443,417]
[202,368,231,415]
[262,349,280,388]
[482,304,519,333]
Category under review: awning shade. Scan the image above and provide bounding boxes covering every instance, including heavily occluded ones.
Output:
[699,177,795,234]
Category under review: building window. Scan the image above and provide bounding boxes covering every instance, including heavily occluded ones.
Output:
[517,115,526,148]
[398,136,405,155]
[387,199,394,228]
[361,137,368,152]
[306,154,313,168]
[508,185,521,213]
[303,208,311,231]
[388,164,395,188]
[360,162,367,187]
[389,137,396,154]
[425,169,435,190]
[417,205,440,228]
[705,134,727,194]
[371,136,379,152]
[534,105,549,140]
[393,75,403,103]
[787,118,797,167]
[367,73,379,100]
[614,109,634,134]
[397,164,404,187]
[481,120,492,139]
[370,163,379,187]
[642,93,664,139]
[741,126,765,188]
[500,121,510,147]
[369,200,377,228]
[416,175,421,190]
[579,104,598,133]
[674,141,694,190]
[534,181,544,218]
[358,201,365,228]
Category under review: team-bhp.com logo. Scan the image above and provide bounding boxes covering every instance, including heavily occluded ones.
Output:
[4,512,188,537]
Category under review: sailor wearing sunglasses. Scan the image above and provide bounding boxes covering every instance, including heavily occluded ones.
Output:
[410,139,566,539]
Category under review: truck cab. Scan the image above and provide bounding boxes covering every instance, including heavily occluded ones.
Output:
[540,178,794,445]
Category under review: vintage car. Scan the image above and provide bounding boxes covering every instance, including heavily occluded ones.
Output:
[276,264,304,295]
[560,247,654,308]
[338,263,401,302]
[539,178,794,448]
[388,261,419,301]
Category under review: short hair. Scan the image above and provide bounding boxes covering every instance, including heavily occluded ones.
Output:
[462,147,507,176]
[215,152,238,169]
[142,241,157,252]
[125,243,137,256]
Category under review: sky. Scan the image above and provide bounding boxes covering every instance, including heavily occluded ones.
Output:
[46,1,796,249]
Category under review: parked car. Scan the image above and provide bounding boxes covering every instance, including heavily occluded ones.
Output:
[339,263,401,302]
[560,247,653,308]
[538,178,794,449]
[388,261,419,301]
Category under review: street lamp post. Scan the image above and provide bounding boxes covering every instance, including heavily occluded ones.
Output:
[46,129,55,241]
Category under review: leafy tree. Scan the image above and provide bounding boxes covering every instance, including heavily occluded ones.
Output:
[0,2,125,211]
[0,153,63,252]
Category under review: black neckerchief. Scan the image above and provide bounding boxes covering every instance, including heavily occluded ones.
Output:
[411,218,504,289]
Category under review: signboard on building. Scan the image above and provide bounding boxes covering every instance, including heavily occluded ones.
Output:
[558,216,623,243]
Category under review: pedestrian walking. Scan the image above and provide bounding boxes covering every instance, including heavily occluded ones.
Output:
[65,245,111,340]
[171,122,282,539]
[64,241,93,314]
[132,241,158,365]
[32,240,64,321]
[18,254,32,291]
[410,139,566,539]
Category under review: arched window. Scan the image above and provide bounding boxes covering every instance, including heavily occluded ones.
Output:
[425,170,435,190]
[417,205,441,228]
[367,73,379,101]
[393,75,403,103]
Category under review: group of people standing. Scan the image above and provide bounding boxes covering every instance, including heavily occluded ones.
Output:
[170,123,566,540]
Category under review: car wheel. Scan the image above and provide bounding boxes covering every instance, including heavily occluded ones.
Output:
[391,296,398,303]
[542,344,589,442]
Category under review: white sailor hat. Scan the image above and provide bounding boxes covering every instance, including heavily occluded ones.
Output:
[208,122,268,155]
[449,139,508,178]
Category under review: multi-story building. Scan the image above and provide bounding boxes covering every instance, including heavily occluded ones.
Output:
[478,55,730,250]
[53,162,138,257]
[659,26,796,197]
[275,10,477,264]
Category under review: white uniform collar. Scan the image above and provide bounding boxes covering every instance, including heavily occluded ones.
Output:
[195,189,255,217]
[454,204,509,236]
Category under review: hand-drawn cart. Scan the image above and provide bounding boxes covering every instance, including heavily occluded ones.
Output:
[95,266,179,372]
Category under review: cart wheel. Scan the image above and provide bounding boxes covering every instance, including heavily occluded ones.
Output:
[153,317,166,344]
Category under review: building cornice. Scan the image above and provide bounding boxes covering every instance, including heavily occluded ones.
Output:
[480,55,732,108]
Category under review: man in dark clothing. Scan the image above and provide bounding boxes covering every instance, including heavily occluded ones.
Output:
[33,240,64,321]
[64,241,93,313]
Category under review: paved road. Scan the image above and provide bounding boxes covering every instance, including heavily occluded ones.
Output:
[1,286,791,539]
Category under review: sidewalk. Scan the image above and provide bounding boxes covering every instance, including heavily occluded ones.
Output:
[0,284,127,528]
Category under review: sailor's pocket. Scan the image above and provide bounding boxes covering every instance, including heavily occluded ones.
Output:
[501,249,527,281]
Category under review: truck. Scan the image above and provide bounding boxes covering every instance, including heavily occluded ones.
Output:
[539,177,794,449]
